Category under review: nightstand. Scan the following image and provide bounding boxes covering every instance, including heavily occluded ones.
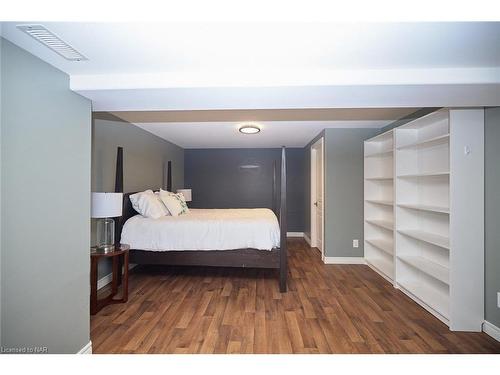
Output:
[90,243,130,315]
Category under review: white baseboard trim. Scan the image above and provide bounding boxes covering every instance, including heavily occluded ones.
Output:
[324,257,366,265]
[77,340,92,354]
[287,232,304,237]
[303,233,311,246]
[97,264,137,290]
[483,321,500,342]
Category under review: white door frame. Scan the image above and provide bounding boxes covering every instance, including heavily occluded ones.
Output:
[310,137,325,260]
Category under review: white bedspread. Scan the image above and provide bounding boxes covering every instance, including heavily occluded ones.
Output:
[120,208,280,251]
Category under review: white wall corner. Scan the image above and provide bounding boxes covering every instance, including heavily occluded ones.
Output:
[77,340,92,354]
[324,257,366,265]
[303,233,311,246]
[286,232,304,238]
[483,321,500,342]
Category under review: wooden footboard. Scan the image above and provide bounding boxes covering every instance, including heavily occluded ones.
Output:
[130,248,280,269]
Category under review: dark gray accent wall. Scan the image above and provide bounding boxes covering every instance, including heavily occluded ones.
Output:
[184,148,305,232]
[1,39,91,353]
[485,107,500,328]
[92,115,184,278]
[303,146,311,239]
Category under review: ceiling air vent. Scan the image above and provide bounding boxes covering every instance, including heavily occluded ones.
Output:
[16,24,88,61]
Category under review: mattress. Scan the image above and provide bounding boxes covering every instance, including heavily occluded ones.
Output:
[120,208,280,251]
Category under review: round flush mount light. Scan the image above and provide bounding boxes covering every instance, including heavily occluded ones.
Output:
[239,124,261,134]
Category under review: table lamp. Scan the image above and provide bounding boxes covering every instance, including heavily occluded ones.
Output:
[91,192,123,252]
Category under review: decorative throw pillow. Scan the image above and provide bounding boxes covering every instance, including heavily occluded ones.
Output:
[159,189,189,216]
[154,191,172,216]
[172,192,189,213]
[129,190,169,219]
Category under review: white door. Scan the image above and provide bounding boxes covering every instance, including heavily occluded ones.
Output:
[311,138,324,257]
[315,139,324,253]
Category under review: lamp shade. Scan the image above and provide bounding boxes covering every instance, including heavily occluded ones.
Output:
[177,189,192,202]
[91,192,123,218]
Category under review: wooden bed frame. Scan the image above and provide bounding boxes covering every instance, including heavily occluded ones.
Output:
[114,147,288,292]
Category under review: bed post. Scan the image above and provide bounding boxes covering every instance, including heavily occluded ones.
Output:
[115,147,124,245]
[115,147,123,193]
[279,146,287,292]
[115,146,124,286]
[167,161,172,191]
[272,160,277,215]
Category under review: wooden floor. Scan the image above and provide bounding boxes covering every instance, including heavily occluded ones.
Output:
[91,239,500,354]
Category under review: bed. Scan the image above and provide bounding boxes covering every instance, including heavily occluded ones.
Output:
[121,208,280,251]
[114,147,288,292]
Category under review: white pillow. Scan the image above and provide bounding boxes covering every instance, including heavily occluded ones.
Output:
[129,190,169,219]
[159,189,189,216]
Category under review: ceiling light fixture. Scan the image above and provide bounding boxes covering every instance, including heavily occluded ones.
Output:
[239,124,261,134]
[16,24,88,61]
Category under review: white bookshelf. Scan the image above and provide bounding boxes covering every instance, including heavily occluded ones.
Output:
[364,130,395,283]
[364,108,484,332]
[393,108,484,331]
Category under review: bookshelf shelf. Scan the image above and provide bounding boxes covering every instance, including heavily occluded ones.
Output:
[397,133,450,150]
[366,238,393,255]
[397,229,450,250]
[397,203,449,214]
[398,255,449,285]
[366,199,394,207]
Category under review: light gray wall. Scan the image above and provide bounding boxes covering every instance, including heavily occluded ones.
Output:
[0,36,3,347]
[1,39,91,353]
[92,115,184,278]
[323,128,379,257]
[304,128,378,257]
[485,107,500,328]
[92,115,184,194]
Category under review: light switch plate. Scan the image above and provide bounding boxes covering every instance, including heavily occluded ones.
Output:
[353,239,359,248]
[497,292,500,308]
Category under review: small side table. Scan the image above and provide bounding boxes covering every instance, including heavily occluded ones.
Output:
[90,243,130,315]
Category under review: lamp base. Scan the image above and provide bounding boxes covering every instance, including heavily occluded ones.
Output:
[96,217,116,253]
[94,244,115,254]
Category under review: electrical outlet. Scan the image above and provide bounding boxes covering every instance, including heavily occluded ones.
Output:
[353,239,359,248]
[497,292,500,308]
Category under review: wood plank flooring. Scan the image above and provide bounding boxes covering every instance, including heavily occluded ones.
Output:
[90,239,500,354]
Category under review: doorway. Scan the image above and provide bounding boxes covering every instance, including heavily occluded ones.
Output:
[310,137,325,260]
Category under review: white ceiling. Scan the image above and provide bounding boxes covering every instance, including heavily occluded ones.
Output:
[3,22,500,74]
[133,121,389,148]
[2,22,500,147]
[2,22,500,111]
[110,107,417,148]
